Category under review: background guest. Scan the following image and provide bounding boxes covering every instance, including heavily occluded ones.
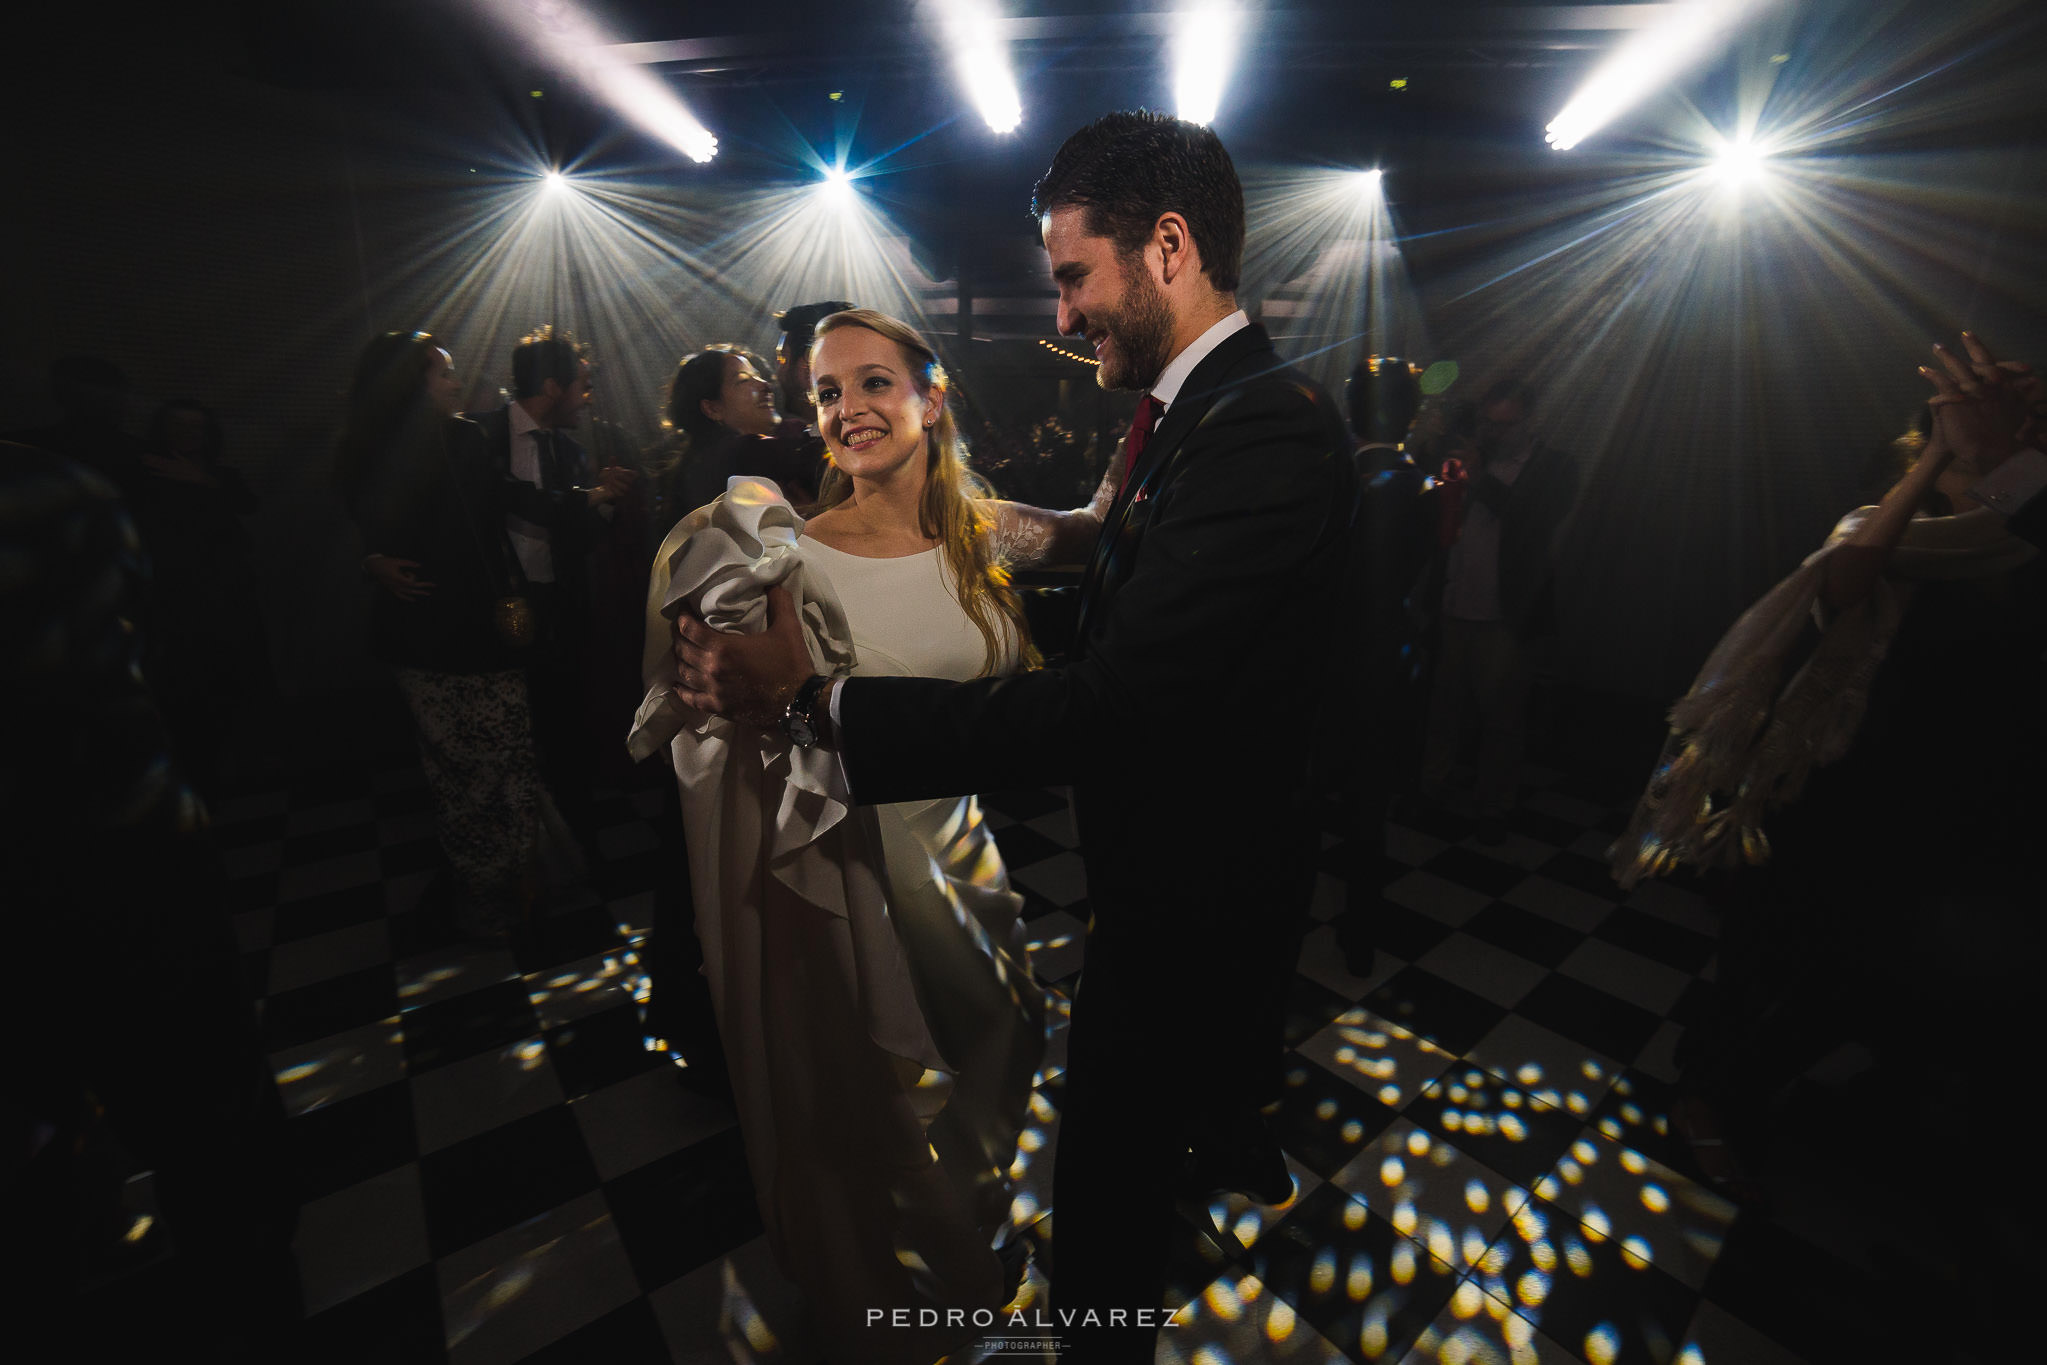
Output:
[1418,377,1578,842]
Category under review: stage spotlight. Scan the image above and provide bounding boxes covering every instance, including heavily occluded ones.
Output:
[1174,2,1240,126]
[941,1,1023,134]
[1359,168,1385,194]
[821,166,856,204]
[1708,133,1769,187]
[541,170,570,195]
[1544,0,1771,151]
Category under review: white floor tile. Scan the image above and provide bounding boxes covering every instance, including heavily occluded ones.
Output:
[1385,870,1491,927]
[1557,939,1691,1015]
[1011,851,1089,907]
[1532,1129,1737,1291]
[395,944,521,1010]
[1415,933,1548,1009]
[1328,1117,1531,1270]
[440,1191,640,1365]
[1503,875,1613,933]
[293,1164,429,1317]
[271,1018,407,1118]
[571,1065,736,1182]
[1296,1008,1458,1111]
[525,950,640,1030]
[267,919,392,995]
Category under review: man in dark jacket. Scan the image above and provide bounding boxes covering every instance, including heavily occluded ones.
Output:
[672,112,1355,1361]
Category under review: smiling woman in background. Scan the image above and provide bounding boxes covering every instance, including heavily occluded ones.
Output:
[646,345,824,543]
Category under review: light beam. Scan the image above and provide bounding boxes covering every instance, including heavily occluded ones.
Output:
[1546,0,1774,151]
[938,1,1024,134]
[1173,2,1240,126]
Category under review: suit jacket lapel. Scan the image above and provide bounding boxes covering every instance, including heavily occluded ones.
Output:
[1073,324,1279,646]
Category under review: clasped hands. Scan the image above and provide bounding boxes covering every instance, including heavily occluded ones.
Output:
[1918,331,2041,477]
[672,584,817,730]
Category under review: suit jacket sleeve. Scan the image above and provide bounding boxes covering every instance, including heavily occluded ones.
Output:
[837,376,1349,805]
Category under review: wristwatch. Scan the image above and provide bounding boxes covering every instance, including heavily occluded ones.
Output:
[782,674,832,748]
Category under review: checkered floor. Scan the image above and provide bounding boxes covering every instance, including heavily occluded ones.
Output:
[198,745,1913,1365]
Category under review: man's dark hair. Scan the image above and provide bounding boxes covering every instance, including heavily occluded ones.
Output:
[776,300,856,345]
[1031,109,1245,293]
[1347,356,1422,447]
[511,325,588,399]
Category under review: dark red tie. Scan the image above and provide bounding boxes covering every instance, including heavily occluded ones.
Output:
[1121,394,1164,485]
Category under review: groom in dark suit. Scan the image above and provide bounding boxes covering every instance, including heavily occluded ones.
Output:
[675,111,1356,1359]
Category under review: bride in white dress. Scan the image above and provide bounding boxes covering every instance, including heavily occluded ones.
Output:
[630,310,1113,1363]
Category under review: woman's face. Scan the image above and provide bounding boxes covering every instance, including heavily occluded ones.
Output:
[704,354,779,438]
[811,326,936,487]
[425,348,463,417]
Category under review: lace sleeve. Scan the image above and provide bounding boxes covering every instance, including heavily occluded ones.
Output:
[986,463,1123,568]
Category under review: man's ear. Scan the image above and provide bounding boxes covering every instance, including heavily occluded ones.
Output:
[1153,212,1198,286]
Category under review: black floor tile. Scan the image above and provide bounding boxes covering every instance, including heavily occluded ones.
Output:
[1665,978,1719,1032]
[401,979,544,1074]
[1461,902,1585,969]
[1251,1182,1458,1365]
[290,769,376,807]
[546,1002,665,1099]
[982,787,1068,822]
[418,1106,601,1258]
[1419,846,1528,898]
[1702,1217,1900,1365]
[296,1264,445,1365]
[598,848,663,899]
[1592,906,1716,974]
[283,822,381,867]
[223,870,281,912]
[1403,1069,1583,1190]
[1351,898,1457,963]
[271,883,387,944]
[1587,1072,1693,1178]
[1514,974,1662,1065]
[518,1298,669,1363]
[1281,976,1357,1049]
[264,964,399,1051]
[1269,1053,1401,1178]
[1361,967,1508,1056]
[1505,806,1585,848]
[373,783,436,819]
[991,820,1065,869]
[1469,1194,1701,1364]
[508,902,627,974]
[1162,1206,1253,1311]
[1534,849,1629,901]
[288,1083,418,1201]
[388,902,467,961]
[605,1125,764,1290]
[214,812,288,849]
[379,835,443,878]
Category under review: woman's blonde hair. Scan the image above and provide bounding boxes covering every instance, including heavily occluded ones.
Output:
[811,308,1040,674]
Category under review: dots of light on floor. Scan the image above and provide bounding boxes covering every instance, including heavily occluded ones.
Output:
[1620,1147,1649,1175]
[1640,1182,1668,1212]
[1392,1240,1418,1284]
[1585,1322,1621,1365]
[1582,1207,1612,1241]
[1452,1280,1488,1319]
[1310,1248,1338,1294]
[1394,1201,1419,1235]
[1465,1178,1491,1213]
[1408,1129,1434,1156]
[1517,1269,1550,1306]
[1382,1156,1406,1186]
[1620,1236,1655,1269]
[1347,1255,1375,1300]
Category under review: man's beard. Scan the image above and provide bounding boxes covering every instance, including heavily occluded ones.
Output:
[1096,264,1175,392]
